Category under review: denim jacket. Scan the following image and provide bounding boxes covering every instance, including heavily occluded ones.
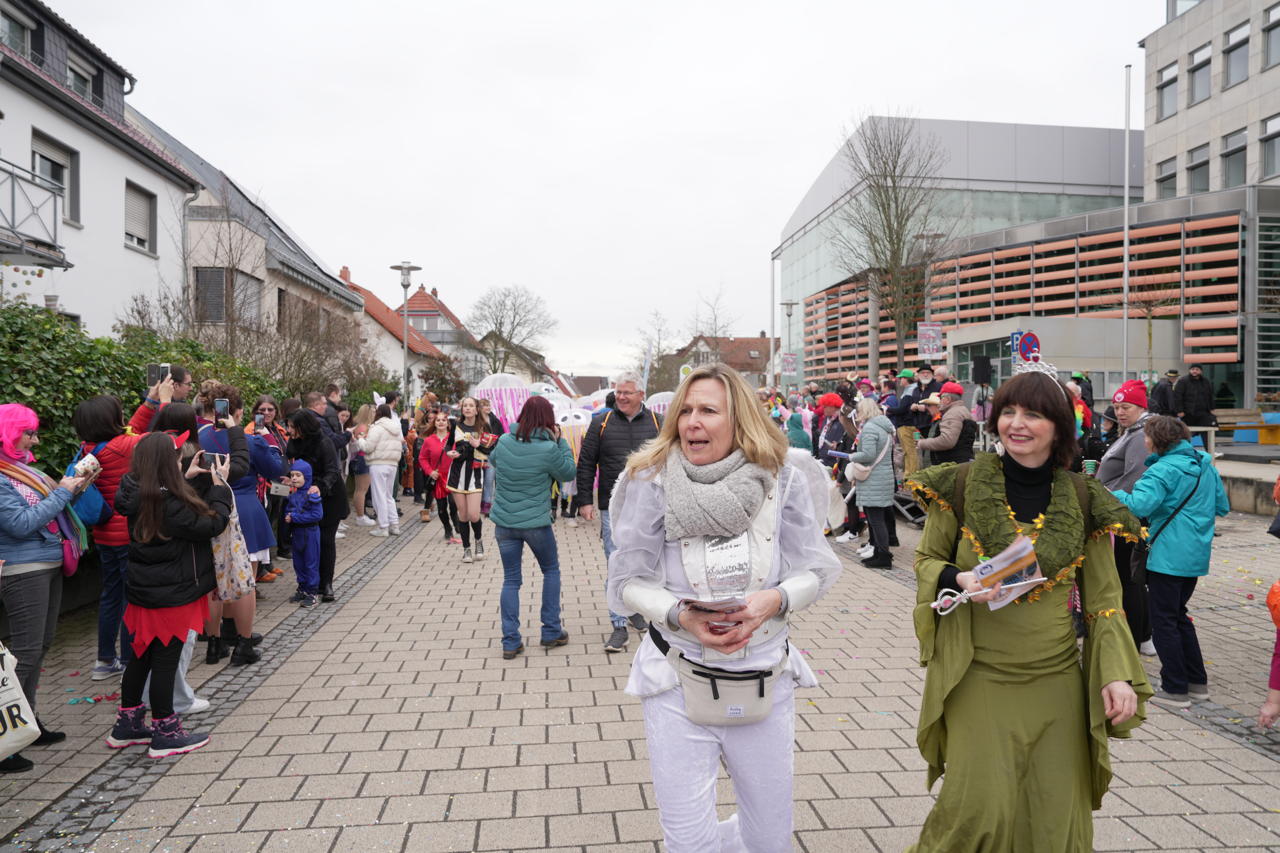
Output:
[0,476,71,565]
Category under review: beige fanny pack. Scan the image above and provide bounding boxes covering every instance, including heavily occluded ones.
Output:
[652,626,781,726]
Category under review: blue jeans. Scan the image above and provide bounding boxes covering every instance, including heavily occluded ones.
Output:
[600,510,626,629]
[97,544,132,664]
[481,466,495,509]
[495,524,563,651]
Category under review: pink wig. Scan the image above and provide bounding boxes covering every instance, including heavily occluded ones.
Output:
[0,403,38,463]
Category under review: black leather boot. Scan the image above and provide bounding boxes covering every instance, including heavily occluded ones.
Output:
[321,584,335,603]
[221,618,261,646]
[229,637,261,666]
[205,636,228,664]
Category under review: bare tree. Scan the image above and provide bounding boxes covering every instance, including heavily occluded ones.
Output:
[686,287,738,360]
[631,310,680,392]
[829,114,953,374]
[467,284,558,375]
[1113,256,1182,378]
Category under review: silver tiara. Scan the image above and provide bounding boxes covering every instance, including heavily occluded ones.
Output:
[1012,356,1070,399]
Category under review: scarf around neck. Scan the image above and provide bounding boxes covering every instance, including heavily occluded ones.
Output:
[662,447,774,542]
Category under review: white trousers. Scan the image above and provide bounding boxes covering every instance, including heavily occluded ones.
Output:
[368,464,398,529]
[641,675,796,853]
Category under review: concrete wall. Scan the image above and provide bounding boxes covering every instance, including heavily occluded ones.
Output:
[0,81,191,335]
[1143,0,1280,196]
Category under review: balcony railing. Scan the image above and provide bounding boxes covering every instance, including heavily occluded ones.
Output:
[0,157,65,265]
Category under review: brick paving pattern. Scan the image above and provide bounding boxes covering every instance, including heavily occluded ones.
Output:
[1,496,1278,851]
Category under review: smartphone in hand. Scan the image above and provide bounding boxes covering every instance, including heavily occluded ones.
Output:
[214,398,230,419]
[254,413,265,429]
[146,363,162,386]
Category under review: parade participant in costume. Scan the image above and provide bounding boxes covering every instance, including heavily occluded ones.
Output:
[446,397,495,562]
[419,410,461,543]
[906,367,1151,852]
[606,363,841,852]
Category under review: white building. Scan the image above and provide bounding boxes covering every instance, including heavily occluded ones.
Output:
[0,0,197,331]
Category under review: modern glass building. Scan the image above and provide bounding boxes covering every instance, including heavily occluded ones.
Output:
[773,118,1141,383]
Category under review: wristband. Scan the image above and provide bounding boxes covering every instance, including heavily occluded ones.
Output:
[145,397,161,407]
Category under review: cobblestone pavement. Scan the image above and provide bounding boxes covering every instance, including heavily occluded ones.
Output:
[2,496,1280,852]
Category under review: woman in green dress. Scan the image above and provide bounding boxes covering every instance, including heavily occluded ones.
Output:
[906,370,1152,853]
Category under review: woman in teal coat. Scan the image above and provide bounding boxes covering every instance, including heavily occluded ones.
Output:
[1110,415,1229,709]
[488,396,577,660]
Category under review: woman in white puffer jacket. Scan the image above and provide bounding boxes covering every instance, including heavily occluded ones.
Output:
[361,404,405,536]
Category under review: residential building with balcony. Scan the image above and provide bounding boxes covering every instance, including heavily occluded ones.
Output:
[399,285,487,386]
[775,118,1141,382]
[0,0,197,329]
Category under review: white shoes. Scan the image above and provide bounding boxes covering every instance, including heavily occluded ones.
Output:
[337,522,348,531]
[857,544,875,558]
[370,528,389,538]
[334,532,346,539]
[184,696,211,714]
[355,515,376,527]
[1139,640,1157,656]
[389,525,402,536]
[835,531,856,543]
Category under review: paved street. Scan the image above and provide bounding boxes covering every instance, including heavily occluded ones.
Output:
[3,495,1280,852]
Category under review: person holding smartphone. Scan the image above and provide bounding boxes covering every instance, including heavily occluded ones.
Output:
[196,384,281,665]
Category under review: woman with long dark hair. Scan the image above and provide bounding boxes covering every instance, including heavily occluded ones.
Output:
[109,433,232,757]
[286,409,348,602]
[487,396,576,659]
[253,394,290,566]
[446,397,495,563]
[419,409,461,543]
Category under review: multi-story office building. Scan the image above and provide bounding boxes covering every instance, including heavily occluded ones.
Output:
[775,118,1140,382]
[1142,0,1280,199]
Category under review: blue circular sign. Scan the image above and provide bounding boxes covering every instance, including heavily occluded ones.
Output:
[1018,332,1041,361]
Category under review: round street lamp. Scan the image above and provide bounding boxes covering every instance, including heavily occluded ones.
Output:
[390,261,422,400]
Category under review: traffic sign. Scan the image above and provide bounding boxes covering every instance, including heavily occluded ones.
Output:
[1017,332,1041,362]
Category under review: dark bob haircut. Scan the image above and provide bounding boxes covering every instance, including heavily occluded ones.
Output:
[985,372,1078,470]
[148,402,199,447]
[515,396,556,442]
[1143,414,1190,455]
[73,395,125,443]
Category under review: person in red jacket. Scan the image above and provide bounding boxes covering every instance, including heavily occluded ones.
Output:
[72,377,174,680]
[419,409,460,543]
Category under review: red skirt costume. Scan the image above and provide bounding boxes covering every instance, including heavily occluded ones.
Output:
[124,597,209,657]
[419,434,454,501]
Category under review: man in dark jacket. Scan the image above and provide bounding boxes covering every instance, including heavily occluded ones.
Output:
[1149,369,1177,415]
[1071,371,1095,410]
[909,364,940,433]
[574,373,661,653]
[1173,364,1216,427]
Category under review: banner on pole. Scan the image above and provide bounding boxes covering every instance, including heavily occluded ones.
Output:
[917,323,944,360]
[781,352,797,376]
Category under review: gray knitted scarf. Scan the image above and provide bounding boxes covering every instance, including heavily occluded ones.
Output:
[663,448,774,541]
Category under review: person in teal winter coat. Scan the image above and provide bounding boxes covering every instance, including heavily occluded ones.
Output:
[786,412,812,451]
[487,396,577,660]
[849,397,897,568]
[1110,415,1229,710]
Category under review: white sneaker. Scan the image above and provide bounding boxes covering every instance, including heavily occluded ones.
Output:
[184,696,211,714]
[338,522,348,531]
[355,516,376,527]
[1139,640,1157,656]
[835,531,856,543]
[334,531,346,539]
[858,544,875,558]
[370,528,389,538]
[389,525,402,536]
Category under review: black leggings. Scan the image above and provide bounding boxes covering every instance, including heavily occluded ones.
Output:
[121,637,184,718]
[865,505,893,555]
[435,496,459,537]
[319,518,340,591]
[1111,538,1151,646]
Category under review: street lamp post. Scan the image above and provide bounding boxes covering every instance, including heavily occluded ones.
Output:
[390,261,421,401]
[780,300,798,389]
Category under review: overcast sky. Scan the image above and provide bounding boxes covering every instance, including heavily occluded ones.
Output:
[61,0,1165,378]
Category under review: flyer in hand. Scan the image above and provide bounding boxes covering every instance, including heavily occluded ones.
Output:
[972,535,1044,611]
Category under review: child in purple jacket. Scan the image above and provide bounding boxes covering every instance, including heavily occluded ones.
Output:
[284,461,323,608]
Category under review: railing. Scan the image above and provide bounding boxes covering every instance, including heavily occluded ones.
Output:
[0,157,62,251]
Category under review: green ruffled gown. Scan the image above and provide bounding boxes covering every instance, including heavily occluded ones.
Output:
[906,454,1152,853]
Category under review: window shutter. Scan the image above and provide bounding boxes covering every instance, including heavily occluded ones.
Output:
[31,135,70,170]
[233,272,262,325]
[124,184,151,245]
[195,267,226,323]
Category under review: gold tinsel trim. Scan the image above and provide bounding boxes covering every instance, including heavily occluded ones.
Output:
[1084,607,1126,623]
[906,480,954,514]
[1089,521,1144,544]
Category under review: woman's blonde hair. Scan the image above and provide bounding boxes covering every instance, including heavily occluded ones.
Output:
[855,396,880,423]
[353,404,375,427]
[626,363,788,476]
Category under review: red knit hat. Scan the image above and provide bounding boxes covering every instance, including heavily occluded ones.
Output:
[817,393,844,409]
[1112,380,1148,408]
[940,381,964,396]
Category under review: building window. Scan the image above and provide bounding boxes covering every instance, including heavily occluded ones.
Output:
[31,132,79,222]
[1222,128,1247,188]
[1187,143,1210,193]
[194,268,226,324]
[234,272,262,326]
[0,9,31,56]
[1156,157,1177,198]
[1263,114,1280,177]
[1188,44,1211,104]
[1156,63,1178,120]
[276,288,287,333]
[124,182,156,252]
[65,54,96,101]
[1266,4,1280,69]
[1224,22,1250,88]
